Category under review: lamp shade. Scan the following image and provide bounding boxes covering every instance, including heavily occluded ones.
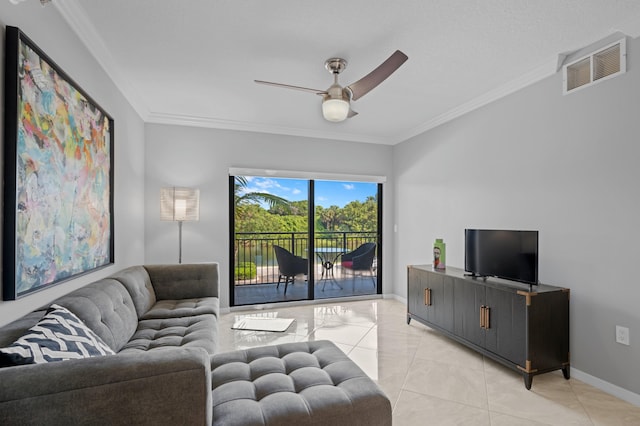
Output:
[160,187,199,221]
[322,98,349,122]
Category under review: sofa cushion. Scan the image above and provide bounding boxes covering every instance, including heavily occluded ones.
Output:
[52,278,138,352]
[119,314,218,354]
[0,304,115,367]
[141,297,219,320]
[145,263,219,300]
[109,266,157,318]
[0,310,47,348]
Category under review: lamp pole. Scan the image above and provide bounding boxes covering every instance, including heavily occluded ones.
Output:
[178,220,183,264]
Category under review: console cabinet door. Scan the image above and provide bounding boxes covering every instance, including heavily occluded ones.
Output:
[408,268,454,332]
[434,276,454,332]
[484,287,527,366]
[453,278,485,347]
[408,268,429,322]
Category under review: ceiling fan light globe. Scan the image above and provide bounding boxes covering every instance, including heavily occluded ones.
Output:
[322,98,349,122]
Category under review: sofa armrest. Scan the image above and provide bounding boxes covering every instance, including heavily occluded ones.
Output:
[0,348,212,426]
[145,263,219,300]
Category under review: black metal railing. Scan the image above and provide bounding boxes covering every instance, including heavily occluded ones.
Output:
[234,231,377,285]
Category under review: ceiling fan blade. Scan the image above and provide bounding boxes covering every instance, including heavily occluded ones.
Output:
[347,109,358,118]
[254,80,327,95]
[346,50,408,101]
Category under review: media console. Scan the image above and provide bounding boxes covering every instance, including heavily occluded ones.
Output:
[407,265,570,389]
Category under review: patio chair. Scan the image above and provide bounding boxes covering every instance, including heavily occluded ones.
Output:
[273,245,308,294]
[341,242,377,288]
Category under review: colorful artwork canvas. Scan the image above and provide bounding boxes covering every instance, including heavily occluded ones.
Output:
[3,27,114,300]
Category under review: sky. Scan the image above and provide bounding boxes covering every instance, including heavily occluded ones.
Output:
[241,176,377,208]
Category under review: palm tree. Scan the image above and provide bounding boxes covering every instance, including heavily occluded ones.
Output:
[234,176,291,213]
[319,205,341,231]
[233,177,292,272]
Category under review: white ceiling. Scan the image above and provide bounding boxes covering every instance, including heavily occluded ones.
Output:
[54,0,640,145]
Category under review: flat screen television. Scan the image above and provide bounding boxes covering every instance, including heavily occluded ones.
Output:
[464,229,539,285]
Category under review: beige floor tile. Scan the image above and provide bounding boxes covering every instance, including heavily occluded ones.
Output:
[490,412,550,425]
[331,341,354,355]
[348,346,382,380]
[376,350,415,408]
[414,330,485,371]
[310,304,378,328]
[393,389,491,426]
[357,325,421,357]
[485,365,592,425]
[306,322,372,346]
[377,315,431,337]
[571,379,640,425]
[403,357,488,409]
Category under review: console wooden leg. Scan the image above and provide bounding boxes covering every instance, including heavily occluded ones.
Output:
[524,374,533,390]
[562,366,570,380]
[407,315,411,325]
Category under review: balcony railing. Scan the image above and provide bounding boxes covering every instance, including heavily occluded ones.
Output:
[234,231,377,285]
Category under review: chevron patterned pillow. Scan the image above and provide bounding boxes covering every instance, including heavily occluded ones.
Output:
[0,304,115,367]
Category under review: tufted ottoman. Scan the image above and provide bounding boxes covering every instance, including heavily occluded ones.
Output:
[210,340,392,426]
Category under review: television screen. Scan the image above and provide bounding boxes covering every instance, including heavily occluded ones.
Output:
[465,229,538,285]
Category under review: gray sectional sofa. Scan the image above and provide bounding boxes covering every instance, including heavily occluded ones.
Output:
[0,263,219,425]
[0,262,392,426]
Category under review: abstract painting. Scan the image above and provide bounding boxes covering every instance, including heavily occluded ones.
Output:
[3,27,114,300]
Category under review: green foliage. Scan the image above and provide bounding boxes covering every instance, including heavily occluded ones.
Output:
[235,262,257,280]
[236,204,308,233]
[271,200,307,216]
[235,178,377,234]
[340,196,378,231]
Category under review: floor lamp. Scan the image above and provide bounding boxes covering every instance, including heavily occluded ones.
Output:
[160,187,200,263]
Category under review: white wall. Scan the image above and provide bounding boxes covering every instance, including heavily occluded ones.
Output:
[393,38,640,398]
[0,3,146,326]
[144,124,394,309]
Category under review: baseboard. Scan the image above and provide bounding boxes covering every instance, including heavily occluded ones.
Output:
[571,368,640,407]
[385,293,407,305]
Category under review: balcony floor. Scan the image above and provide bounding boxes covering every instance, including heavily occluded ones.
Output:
[234,275,378,306]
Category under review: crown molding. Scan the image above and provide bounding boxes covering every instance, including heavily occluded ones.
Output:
[53,0,557,147]
[392,56,558,144]
[145,112,391,145]
[53,2,630,147]
[53,0,150,120]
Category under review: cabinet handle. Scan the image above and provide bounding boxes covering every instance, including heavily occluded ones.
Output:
[424,288,432,306]
[479,306,490,329]
[484,306,490,329]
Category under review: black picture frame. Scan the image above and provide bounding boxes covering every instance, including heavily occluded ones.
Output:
[3,26,114,300]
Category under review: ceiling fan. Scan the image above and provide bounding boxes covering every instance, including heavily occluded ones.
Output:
[255,50,408,122]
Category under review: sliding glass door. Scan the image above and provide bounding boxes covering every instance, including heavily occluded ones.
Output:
[230,175,381,307]
[314,180,380,299]
[231,176,310,305]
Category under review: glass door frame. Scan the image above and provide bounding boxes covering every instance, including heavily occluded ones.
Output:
[229,176,383,307]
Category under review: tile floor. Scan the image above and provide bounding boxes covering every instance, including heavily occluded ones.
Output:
[218,298,640,426]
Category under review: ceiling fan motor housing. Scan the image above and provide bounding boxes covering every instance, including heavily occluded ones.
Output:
[322,83,351,122]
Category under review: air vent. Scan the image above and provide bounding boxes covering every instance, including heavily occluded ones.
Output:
[563,38,626,94]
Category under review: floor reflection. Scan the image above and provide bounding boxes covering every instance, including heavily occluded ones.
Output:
[218,299,640,425]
